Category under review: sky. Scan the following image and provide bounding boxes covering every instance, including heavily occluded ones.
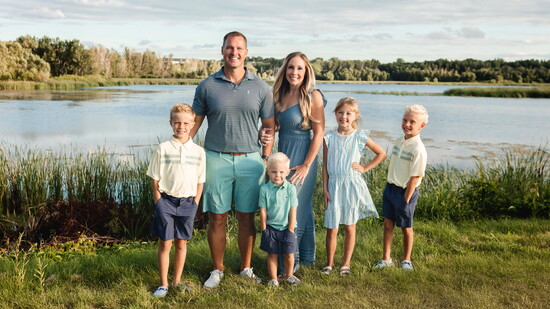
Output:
[0,0,549,63]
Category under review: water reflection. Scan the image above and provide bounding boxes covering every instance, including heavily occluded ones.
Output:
[0,84,548,169]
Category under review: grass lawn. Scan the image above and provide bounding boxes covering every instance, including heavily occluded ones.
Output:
[1,218,548,308]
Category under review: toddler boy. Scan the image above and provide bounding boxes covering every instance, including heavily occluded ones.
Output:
[374,105,429,271]
[147,104,206,297]
[259,152,300,286]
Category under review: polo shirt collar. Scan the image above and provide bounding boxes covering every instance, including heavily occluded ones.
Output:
[169,136,194,149]
[267,179,289,189]
[215,67,255,82]
[401,134,421,145]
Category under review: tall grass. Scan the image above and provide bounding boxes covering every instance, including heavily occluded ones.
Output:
[0,143,153,241]
[0,142,548,243]
[444,87,550,98]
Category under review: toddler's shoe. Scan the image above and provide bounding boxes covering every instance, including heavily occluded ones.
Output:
[401,260,414,271]
[240,267,262,284]
[152,286,168,298]
[204,269,224,288]
[285,275,301,286]
[373,259,394,270]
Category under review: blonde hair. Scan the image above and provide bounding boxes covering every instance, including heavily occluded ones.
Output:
[404,105,429,124]
[170,104,195,120]
[267,152,290,169]
[273,52,318,130]
[333,97,361,129]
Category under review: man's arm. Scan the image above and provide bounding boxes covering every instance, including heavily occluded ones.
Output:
[190,115,205,139]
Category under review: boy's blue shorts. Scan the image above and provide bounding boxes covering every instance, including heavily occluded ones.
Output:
[260,225,297,255]
[151,193,198,241]
[382,183,419,228]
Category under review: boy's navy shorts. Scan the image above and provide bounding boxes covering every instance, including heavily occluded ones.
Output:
[260,225,297,255]
[382,183,419,228]
[151,192,198,241]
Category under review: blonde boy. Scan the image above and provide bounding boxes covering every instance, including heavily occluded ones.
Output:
[259,153,300,286]
[374,105,429,271]
[146,104,206,297]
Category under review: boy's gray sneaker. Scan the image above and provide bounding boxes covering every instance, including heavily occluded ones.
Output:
[240,267,262,284]
[152,286,168,297]
[267,279,279,287]
[285,275,301,286]
[401,260,414,271]
[374,259,394,270]
[204,269,224,288]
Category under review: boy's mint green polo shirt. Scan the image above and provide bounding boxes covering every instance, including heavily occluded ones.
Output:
[259,180,298,231]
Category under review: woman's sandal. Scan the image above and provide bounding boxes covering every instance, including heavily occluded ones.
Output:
[321,266,333,275]
[339,266,351,276]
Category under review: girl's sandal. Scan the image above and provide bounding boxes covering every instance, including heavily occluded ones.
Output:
[339,266,351,276]
[321,266,333,275]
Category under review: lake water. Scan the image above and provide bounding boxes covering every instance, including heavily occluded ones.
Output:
[0,84,548,169]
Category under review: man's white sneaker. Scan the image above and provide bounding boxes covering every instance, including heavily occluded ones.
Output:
[240,267,262,284]
[203,269,224,288]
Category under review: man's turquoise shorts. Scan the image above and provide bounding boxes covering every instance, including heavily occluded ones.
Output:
[203,150,265,214]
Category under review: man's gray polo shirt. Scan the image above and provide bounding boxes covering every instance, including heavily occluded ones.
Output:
[192,67,274,153]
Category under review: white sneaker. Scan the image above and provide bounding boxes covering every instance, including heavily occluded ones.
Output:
[373,259,394,270]
[240,267,262,284]
[401,260,414,271]
[285,275,301,286]
[267,279,279,287]
[152,286,168,297]
[204,269,224,288]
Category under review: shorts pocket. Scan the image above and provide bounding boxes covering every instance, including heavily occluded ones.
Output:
[180,200,198,217]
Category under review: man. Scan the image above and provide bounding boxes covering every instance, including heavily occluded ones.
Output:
[191,31,275,288]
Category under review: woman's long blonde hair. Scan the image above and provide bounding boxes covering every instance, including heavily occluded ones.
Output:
[273,52,318,129]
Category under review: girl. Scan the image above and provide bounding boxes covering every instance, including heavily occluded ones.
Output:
[321,97,387,276]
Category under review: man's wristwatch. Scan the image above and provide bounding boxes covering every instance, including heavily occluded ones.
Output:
[261,155,269,160]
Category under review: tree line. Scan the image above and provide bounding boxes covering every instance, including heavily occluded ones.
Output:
[1,35,549,83]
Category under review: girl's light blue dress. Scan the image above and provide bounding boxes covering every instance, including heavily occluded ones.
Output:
[324,129,379,229]
[277,89,326,267]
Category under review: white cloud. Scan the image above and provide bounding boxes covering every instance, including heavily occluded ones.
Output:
[458,27,485,38]
[23,7,66,19]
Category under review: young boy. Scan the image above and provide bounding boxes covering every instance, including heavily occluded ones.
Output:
[259,152,301,286]
[146,104,206,297]
[374,104,429,271]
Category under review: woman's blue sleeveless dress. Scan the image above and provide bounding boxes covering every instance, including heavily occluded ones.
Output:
[277,89,326,268]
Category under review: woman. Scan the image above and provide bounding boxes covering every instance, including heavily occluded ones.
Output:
[261,51,326,271]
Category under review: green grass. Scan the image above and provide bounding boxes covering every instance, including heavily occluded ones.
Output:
[444,87,550,98]
[0,219,548,308]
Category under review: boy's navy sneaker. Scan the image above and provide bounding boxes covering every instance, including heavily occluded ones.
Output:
[152,286,168,297]
[401,260,414,271]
